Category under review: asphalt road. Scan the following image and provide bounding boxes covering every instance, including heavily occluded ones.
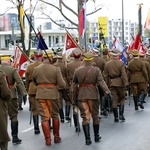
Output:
[8,95,150,150]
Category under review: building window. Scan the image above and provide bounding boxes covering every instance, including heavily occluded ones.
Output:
[48,36,51,47]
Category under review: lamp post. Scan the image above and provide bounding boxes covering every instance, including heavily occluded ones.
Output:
[122,0,124,46]
[137,3,143,36]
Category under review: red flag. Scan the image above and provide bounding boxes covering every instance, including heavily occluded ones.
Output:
[13,46,30,77]
[138,42,146,54]
[144,8,150,31]
[62,32,78,59]
[79,2,86,37]
[132,33,141,50]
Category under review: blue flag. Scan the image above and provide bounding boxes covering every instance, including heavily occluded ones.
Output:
[120,47,127,66]
[37,32,48,50]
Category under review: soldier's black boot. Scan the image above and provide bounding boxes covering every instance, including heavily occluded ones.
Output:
[73,113,80,132]
[133,95,138,110]
[119,105,125,122]
[65,105,71,121]
[113,108,119,122]
[59,108,64,123]
[11,121,22,144]
[93,124,101,142]
[33,115,40,134]
[101,96,108,116]
[137,93,144,109]
[82,124,92,145]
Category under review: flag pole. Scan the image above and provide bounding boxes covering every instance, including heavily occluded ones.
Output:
[17,0,51,63]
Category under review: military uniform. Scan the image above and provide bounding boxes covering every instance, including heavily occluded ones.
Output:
[128,50,148,110]
[25,51,43,134]
[73,52,110,145]
[102,48,110,62]
[32,50,66,145]
[103,49,128,122]
[54,53,71,122]
[0,55,27,144]
[145,50,150,96]
[67,48,83,132]
[0,70,11,150]
[139,52,150,102]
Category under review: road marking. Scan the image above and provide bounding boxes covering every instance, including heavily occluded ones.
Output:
[21,123,41,133]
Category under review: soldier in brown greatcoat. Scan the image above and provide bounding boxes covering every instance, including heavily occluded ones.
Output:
[67,48,83,132]
[53,52,71,122]
[73,52,111,145]
[103,48,128,122]
[25,51,43,134]
[145,49,150,96]
[139,52,150,103]
[128,50,148,110]
[0,70,11,150]
[32,50,66,146]
[0,55,27,145]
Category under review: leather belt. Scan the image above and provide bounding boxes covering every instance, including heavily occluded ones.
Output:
[110,75,121,79]
[9,84,15,87]
[38,83,57,87]
[79,84,96,87]
[131,72,142,74]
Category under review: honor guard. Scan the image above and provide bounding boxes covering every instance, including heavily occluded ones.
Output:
[73,52,111,145]
[0,54,27,144]
[53,52,71,122]
[128,50,148,110]
[0,70,11,150]
[67,48,83,132]
[32,49,66,146]
[25,50,43,134]
[103,48,128,122]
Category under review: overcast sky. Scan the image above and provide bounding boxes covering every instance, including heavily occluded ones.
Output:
[0,0,149,25]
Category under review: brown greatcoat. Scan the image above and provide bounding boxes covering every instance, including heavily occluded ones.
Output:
[93,55,106,72]
[73,61,110,101]
[32,61,66,99]
[0,63,27,98]
[0,70,11,143]
[104,58,129,87]
[25,60,42,94]
[128,58,148,84]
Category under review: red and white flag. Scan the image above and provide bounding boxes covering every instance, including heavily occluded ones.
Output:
[62,32,78,59]
[132,33,141,50]
[144,8,150,31]
[79,0,86,37]
[13,46,30,77]
[112,37,123,52]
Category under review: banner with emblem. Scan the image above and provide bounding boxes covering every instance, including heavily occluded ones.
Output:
[13,46,30,77]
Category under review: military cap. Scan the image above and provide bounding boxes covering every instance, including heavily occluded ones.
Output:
[83,52,94,61]
[130,50,139,56]
[146,49,150,55]
[0,54,11,60]
[110,48,120,56]
[34,50,43,58]
[92,47,100,53]
[72,48,81,58]
[139,51,145,56]
[43,49,54,57]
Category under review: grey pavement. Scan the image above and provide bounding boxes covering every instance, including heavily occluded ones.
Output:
[8,95,150,150]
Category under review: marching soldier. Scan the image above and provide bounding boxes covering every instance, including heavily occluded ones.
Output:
[92,48,107,116]
[0,54,27,144]
[128,50,148,110]
[25,50,43,134]
[32,50,66,146]
[0,70,11,150]
[73,52,111,145]
[145,49,150,96]
[67,48,83,132]
[102,48,110,62]
[139,52,150,103]
[53,52,71,122]
[103,48,128,122]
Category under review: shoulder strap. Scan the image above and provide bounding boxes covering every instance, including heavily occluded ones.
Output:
[82,66,93,83]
